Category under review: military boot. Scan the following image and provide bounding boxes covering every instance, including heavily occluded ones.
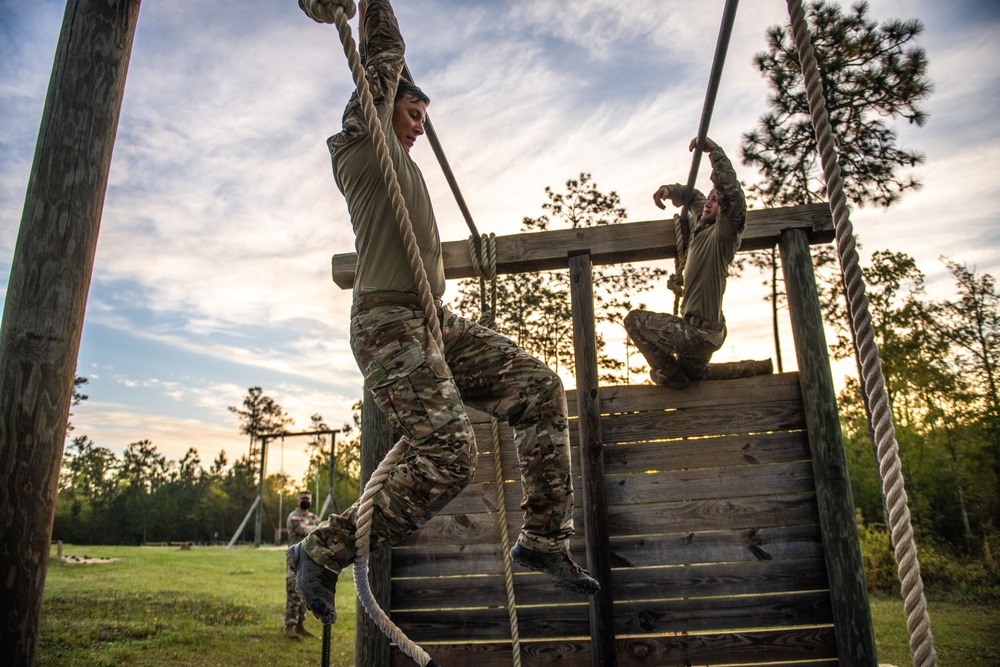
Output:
[294,620,314,637]
[283,624,300,640]
[510,543,600,595]
[286,542,340,624]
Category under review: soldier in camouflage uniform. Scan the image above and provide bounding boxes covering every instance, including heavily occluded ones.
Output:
[284,491,320,639]
[288,0,599,626]
[625,136,747,388]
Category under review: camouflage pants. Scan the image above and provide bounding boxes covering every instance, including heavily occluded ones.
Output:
[624,309,724,385]
[285,565,305,626]
[303,299,574,570]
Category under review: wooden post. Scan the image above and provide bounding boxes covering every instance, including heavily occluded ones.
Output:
[328,432,338,513]
[0,1,140,664]
[255,436,268,548]
[355,386,392,667]
[568,252,617,667]
[780,229,877,667]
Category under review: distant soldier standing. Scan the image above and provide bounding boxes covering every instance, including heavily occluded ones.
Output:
[284,491,320,639]
[625,136,747,388]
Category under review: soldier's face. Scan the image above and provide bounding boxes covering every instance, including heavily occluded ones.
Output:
[392,96,428,153]
[702,189,719,224]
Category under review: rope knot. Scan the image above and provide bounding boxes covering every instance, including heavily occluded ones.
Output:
[299,0,356,23]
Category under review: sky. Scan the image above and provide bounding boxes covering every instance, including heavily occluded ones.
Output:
[2,0,999,486]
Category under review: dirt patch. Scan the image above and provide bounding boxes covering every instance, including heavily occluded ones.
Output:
[61,555,119,565]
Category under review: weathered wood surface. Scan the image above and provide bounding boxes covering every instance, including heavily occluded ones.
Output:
[355,387,392,667]
[391,590,832,641]
[391,628,838,667]
[387,372,837,665]
[392,557,829,609]
[781,229,877,666]
[333,203,833,288]
[0,2,140,664]
[568,252,617,667]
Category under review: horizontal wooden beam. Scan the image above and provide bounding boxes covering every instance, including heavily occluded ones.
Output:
[332,202,832,290]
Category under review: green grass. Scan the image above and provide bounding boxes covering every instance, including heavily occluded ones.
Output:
[39,544,356,667]
[39,545,999,666]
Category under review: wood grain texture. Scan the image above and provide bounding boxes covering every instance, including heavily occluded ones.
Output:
[332,203,833,288]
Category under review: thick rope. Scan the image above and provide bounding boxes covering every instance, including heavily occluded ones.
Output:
[668,214,688,314]
[785,2,937,665]
[329,4,441,665]
[468,233,522,666]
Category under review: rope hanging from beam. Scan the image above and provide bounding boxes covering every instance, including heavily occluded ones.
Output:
[784,1,937,665]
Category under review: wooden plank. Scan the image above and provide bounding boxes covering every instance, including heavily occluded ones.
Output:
[397,490,819,548]
[391,590,833,642]
[393,525,826,577]
[598,399,807,444]
[391,628,838,667]
[567,372,803,415]
[609,524,826,568]
[612,590,834,636]
[607,493,820,536]
[603,430,812,473]
[470,427,811,482]
[333,203,833,288]
[605,460,816,505]
[781,229,877,667]
[391,557,829,610]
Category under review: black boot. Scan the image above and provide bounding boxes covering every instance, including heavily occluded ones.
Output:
[510,543,600,595]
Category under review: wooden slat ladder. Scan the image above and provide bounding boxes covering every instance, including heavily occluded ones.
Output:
[342,204,876,667]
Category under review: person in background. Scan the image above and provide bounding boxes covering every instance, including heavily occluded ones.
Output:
[284,491,320,639]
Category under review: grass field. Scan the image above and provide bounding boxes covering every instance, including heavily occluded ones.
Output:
[38,544,999,666]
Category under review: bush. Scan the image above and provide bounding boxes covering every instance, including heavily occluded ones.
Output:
[858,518,1000,603]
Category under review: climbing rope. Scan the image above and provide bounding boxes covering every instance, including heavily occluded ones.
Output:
[785,1,937,665]
[327,3,441,665]
[468,232,523,667]
[667,214,688,313]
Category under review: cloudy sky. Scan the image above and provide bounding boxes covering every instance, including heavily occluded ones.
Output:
[2,0,998,484]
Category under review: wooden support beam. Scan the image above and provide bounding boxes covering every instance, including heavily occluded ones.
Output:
[355,386,393,667]
[568,253,616,667]
[332,203,832,289]
[0,2,140,664]
[779,229,877,667]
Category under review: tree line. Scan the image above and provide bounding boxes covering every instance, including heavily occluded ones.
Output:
[53,387,362,545]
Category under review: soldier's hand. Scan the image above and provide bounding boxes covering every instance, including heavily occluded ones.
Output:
[688,136,719,152]
[652,185,671,210]
[299,0,356,23]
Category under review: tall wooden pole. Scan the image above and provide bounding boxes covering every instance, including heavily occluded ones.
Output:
[254,436,268,547]
[568,252,617,667]
[0,1,141,664]
[780,229,877,667]
[355,386,392,667]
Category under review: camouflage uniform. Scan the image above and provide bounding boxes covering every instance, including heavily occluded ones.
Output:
[285,498,320,627]
[301,0,575,573]
[625,146,747,386]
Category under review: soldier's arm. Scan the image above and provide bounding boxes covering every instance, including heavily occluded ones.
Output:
[360,0,406,104]
[707,144,747,235]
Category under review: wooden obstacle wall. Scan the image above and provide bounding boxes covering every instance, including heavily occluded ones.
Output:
[345,206,875,666]
[388,373,838,666]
